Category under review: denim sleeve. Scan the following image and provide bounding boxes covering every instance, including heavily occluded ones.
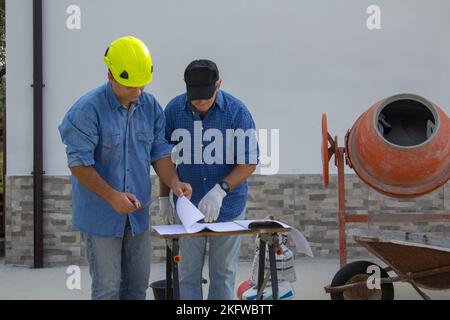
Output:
[235,109,260,165]
[58,109,99,168]
[150,100,173,163]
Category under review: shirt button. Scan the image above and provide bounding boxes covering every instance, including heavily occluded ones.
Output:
[203,178,207,181]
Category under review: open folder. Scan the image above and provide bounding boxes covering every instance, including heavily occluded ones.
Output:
[152,197,314,257]
[153,219,291,235]
[152,197,290,235]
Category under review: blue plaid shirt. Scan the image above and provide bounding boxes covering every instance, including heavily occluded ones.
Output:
[165,90,259,222]
[58,82,172,237]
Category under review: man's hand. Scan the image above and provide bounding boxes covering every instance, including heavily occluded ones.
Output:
[158,197,174,225]
[198,184,226,223]
[108,191,141,214]
[171,181,193,199]
[153,157,192,200]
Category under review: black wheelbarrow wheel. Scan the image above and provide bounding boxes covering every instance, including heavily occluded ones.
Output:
[330,260,394,300]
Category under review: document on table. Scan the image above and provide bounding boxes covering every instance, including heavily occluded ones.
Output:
[175,196,205,230]
[153,218,248,235]
[186,222,247,233]
[153,219,247,235]
[153,199,290,235]
[152,197,314,257]
[153,197,249,235]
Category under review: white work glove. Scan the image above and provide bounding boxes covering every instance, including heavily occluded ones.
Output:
[158,197,174,225]
[198,184,227,223]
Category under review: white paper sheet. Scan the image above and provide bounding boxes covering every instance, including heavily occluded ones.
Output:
[289,228,314,257]
[196,222,246,233]
[153,224,189,235]
[175,196,205,229]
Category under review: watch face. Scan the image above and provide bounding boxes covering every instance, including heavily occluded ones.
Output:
[221,181,230,192]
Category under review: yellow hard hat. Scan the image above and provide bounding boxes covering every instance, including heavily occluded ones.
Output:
[103,36,153,87]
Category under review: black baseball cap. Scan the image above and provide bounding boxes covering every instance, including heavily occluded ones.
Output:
[184,59,219,101]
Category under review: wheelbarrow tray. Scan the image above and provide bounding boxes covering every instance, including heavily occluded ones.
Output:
[347,228,450,290]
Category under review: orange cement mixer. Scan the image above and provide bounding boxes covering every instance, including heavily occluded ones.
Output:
[346,93,450,198]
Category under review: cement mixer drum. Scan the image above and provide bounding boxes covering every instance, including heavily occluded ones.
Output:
[346,94,450,198]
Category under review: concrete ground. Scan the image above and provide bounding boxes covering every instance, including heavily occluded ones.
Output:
[0,257,449,300]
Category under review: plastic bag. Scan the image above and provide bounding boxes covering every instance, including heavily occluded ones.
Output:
[251,233,297,284]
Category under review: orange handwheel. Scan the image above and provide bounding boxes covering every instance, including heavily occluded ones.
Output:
[174,255,182,263]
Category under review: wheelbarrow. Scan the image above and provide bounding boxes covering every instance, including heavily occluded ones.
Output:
[324,228,450,300]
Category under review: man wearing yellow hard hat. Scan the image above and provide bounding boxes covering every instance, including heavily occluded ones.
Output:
[59,36,192,300]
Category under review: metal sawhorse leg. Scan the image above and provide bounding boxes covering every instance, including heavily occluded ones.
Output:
[165,238,180,300]
[257,233,281,300]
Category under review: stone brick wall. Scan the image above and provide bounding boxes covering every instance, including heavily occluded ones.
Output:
[4,176,84,267]
[5,177,34,266]
[5,175,450,267]
[0,201,4,256]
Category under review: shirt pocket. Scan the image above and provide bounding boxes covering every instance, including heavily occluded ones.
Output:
[98,134,122,163]
[136,131,154,162]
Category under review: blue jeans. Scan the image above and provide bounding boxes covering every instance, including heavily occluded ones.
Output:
[82,219,150,300]
[175,208,245,300]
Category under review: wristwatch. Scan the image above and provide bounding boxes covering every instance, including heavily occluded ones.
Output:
[218,180,230,194]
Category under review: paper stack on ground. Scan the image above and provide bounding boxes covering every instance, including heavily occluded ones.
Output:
[152,197,314,257]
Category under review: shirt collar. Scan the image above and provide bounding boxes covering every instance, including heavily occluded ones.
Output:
[215,90,225,111]
[106,82,144,112]
[183,90,225,112]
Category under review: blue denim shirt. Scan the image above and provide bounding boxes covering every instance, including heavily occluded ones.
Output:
[58,82,172,237]
[165,90,259,222]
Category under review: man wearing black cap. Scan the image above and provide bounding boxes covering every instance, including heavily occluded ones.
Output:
[159,59,259,299]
